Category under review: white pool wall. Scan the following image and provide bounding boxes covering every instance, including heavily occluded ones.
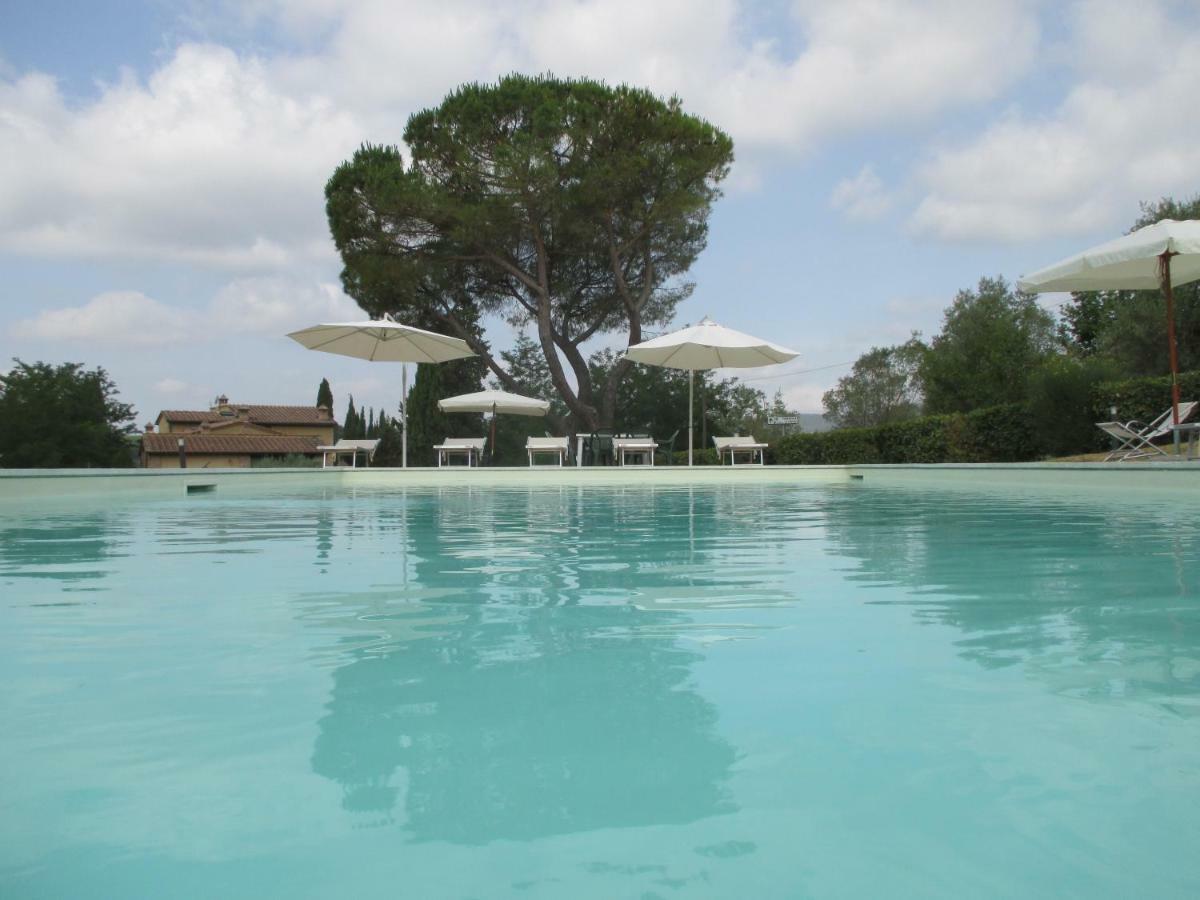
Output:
[0,463,1196,504]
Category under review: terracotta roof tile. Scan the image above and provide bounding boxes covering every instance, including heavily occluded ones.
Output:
[142,434,322,455]
[158,405,335,425]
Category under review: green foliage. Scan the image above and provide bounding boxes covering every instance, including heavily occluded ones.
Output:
[587,348,767,449]
[325,74,734,431]
[1025,356,1120,456]
[406,365,452,466]
[775,404,1038,464]
[500,333,569,420]
[823,335,926,428]
[0,360,136,468]
[316,377,334,411]
[921,276,1057,414]
[342,397,362,439]
[673,448,720,465]
[491,415,551,466]
[1058,195,1200,376]
[406,360,485,465]
[371,421,405,466]
[1091,370,1200,426]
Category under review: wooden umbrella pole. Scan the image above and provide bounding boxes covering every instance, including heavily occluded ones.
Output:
[1160,250,1182,427]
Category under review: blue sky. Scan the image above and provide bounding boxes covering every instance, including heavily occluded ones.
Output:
[3,0,1199,422]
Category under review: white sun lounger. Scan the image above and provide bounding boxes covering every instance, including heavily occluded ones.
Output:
[526,436,568,467]
[1095,401,1197,460]
[712,435,768,466]
[612,437,658,467]
[434,437,486,467]
[317,438,380,468]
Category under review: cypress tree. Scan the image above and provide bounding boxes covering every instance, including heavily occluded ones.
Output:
[316,377,333,410]
[406,364,451,466]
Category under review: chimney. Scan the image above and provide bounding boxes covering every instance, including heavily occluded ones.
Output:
[235,405,251,420]
[144,423,155,433]
[317,404,331,419]
[213,394,229,410]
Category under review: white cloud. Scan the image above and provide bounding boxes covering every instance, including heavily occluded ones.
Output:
[9,291,197,346]
[830,165,893,221]
[153,377,192,394]
[0,44,359,269]
[9,279,361,347]
[782,383,828,414]
[909,0,1200,242]
[0,1,1043,271]
[209,277,361,333]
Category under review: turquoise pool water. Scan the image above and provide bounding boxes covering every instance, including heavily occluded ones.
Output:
[2,480,1198,898]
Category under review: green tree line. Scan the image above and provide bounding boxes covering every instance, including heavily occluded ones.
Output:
[822,195,1200,457]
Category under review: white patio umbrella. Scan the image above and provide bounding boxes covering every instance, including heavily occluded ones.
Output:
[438,389,550,462]
[1018,218,1200,429]
[286,315,476,467]
[625,316,799,465]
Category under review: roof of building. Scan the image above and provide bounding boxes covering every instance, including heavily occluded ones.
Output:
[142,434,322,455]
[157,405,335,426]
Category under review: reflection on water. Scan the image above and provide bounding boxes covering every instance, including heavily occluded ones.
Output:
[0,512,131,590]
[820,486,1200,705]
[308,485,764,842]
[4,480,1200,896]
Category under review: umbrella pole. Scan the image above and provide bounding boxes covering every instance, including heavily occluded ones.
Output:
[1160,251,1182,451]
[688,369,694,467]
[401,363,408,468]
[489,404,497,466]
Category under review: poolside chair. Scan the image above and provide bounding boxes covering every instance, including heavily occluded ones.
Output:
[433,437,486,467]
[713,435,769,466]
[526,436,569,467]
[612,436,658,467]
[1095,401,1198,461]
[318,438,380,468]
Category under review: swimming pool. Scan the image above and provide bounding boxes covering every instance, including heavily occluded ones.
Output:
[2,476,1199,897]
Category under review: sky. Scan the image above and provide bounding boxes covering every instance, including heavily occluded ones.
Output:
[2,0,1199,425]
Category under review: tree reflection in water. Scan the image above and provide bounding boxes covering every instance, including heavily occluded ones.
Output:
[0,511,131,593]
[819,485,1200,702]
[311,485,744,844]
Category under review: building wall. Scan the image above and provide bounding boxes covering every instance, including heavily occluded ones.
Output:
[144,454,252,469]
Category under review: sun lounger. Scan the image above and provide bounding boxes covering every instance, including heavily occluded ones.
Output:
[317,438,380,468]
[526,436,568,467]
[434,437,486,467]
[612,436,658,467]
[1095,401,1197,460]
[712,435,768,465]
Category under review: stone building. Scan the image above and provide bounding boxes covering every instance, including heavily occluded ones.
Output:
[140,395,336,468]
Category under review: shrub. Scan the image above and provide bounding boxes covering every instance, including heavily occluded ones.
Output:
[774,404,1038,464]
[1026,356,1119,456]
[1092,370,1200,426]
[671,447,720,466]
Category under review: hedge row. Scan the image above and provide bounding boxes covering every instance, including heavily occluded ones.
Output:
[774,404,1038,465]
[1092,370,1200,425]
